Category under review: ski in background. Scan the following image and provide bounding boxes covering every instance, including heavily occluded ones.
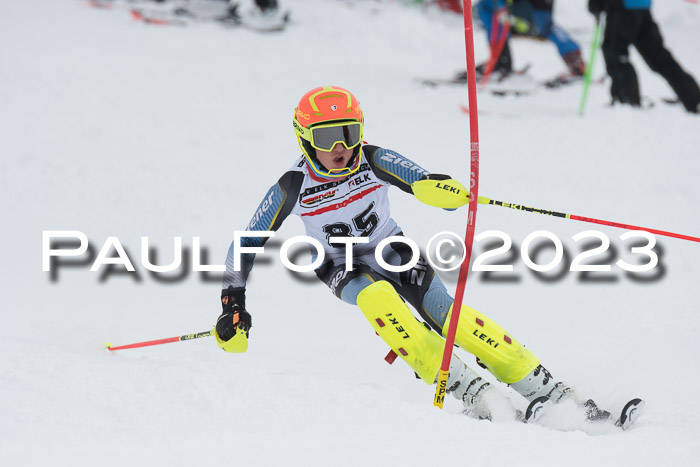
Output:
[87,0,291,32]
[420,68,608,99]
[130,5,290,32]
[419,64,535,97]
[86,0,116,9]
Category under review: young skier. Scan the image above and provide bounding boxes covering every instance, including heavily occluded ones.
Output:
[459,0,585,81]
[588,0,700,113]
[213,86,612,421]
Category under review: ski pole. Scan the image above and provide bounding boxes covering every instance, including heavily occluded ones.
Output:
[477,195,700,243]
[578,16,604,116]
[104,329,213,351]
[480,18,510,87]
[434,0,482,409]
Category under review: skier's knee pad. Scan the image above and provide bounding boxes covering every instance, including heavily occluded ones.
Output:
[357,280,443,384]
[444,303,540,384]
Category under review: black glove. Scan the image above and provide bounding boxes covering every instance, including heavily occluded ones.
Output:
[216,286,252,341]
[588,0,606,17]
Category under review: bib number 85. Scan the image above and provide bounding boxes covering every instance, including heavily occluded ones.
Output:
[322,202,379,247]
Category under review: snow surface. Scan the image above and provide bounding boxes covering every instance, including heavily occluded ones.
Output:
[2,0,700,466]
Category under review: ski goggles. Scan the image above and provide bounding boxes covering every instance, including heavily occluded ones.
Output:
[294,120,363,152]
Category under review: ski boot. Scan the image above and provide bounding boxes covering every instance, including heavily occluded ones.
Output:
[563,50,586,77]
[509,364,610,422]
[453,42,513,84]
[446,357,517,422]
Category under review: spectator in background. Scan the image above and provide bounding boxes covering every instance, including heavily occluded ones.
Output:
[465,0,585,81]
[588,0,700,113]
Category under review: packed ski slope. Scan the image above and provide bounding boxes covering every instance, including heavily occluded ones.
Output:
[2,1,700,466]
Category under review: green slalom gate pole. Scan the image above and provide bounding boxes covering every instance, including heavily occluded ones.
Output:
[578,16,604,116]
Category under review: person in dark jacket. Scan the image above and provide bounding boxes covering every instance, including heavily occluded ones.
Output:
[588,0,700,113]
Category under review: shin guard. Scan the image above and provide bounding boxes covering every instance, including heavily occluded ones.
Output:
[357,281,443,384]
[444,304,540,384]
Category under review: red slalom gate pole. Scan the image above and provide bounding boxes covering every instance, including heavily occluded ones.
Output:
[434,0,481,409]
[104,330,213,351]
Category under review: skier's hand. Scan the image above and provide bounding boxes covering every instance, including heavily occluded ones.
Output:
[588,0,605,18]
[214,287,251,353]
[216,305,252,340]
[495,6,509,25]
[411,174,470,210]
